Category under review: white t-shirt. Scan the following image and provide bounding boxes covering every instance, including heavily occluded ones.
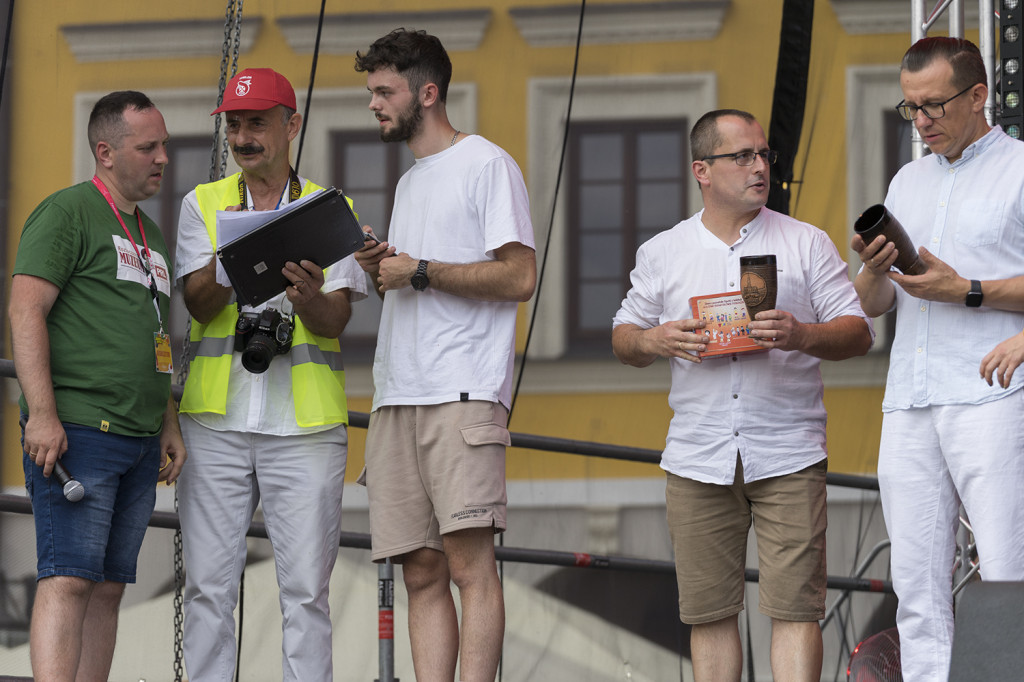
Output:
[372,135,535,411]
[175,175,368,435]
[613,207,871,484]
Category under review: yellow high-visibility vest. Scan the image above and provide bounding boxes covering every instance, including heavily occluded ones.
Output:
[179,173,348,427]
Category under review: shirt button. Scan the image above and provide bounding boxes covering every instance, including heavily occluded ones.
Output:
[729,281,735,287]
[920,305,927,312]
[734,431,739,436]
[732,356,738,362]
[917,347,923,353]
[733,394,739,399]
[939,201,946,207]
[932,237,939,243]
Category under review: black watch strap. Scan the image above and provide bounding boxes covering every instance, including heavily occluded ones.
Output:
[966,279,983,308]
[411,259,430,291]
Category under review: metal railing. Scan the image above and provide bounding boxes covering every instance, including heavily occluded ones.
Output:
[0,357,893,681]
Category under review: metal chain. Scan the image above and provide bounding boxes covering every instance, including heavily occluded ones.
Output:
[172,489,186,682]
[210,0,243,182]
[172,330,187,682]
[175,4,246,680]
[220,0,244,179]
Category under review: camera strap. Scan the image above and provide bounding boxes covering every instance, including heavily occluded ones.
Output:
[237,168,302,210]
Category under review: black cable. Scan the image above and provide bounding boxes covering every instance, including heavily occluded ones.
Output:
[789,42,830,217]
[235,568,244,682]
[224,1,324,675]
[500,7,587,681]
[0,0,14,114]
[507,0,587,425]
[745,605,755,681]
[294,0,327,175]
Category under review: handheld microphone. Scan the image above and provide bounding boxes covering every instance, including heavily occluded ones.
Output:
[53,460,85,502]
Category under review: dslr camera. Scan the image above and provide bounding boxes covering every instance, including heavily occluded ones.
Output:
[234,308,293,374]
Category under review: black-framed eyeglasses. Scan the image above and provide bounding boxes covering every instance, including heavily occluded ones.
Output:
[895,84,975,121]
[701,149,778,166]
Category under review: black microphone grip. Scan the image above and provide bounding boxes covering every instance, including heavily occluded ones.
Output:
[52,460,85,502]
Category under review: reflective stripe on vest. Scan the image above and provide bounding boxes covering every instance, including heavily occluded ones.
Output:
[179,173,349,427]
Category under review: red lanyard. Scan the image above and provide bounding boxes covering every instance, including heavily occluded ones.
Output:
[91,176,164,331]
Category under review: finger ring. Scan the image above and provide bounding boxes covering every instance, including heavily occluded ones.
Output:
[295,280,304,289]
[678,341,684,351]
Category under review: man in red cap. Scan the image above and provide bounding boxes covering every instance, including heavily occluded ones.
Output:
[174,67,367,682]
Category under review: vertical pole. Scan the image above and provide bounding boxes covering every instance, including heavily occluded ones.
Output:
[912,0,927,160]
[979,0,997,125]
[376,559,398,682]
[949,0,965,37]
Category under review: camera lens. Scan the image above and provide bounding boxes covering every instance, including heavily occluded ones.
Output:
[241,334,276,373]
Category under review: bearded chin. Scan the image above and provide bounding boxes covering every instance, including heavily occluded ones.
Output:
[380,101,423,143]
[380,127,407,143]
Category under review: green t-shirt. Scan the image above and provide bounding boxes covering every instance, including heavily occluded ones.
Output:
[14,181,173,436]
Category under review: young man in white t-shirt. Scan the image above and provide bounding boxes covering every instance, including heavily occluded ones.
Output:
[354,29,536,682]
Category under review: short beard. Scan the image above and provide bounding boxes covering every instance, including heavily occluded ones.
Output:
[380,98,423,143]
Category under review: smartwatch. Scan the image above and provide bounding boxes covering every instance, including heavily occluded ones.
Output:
[965,279,983,308]
[411,259,430,291]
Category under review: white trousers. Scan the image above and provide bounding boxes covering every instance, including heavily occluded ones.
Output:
[177,416,347,682]
[878,394,1024,682]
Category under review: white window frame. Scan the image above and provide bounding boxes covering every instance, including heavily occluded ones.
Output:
[843,64,905,368]
[526,73,717,360]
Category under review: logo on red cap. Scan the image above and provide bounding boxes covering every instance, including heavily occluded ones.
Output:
[210,68,297,115]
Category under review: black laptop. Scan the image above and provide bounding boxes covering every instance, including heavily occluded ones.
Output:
[216,188,365,307]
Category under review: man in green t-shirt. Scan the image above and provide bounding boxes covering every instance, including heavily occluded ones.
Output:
[8,90,187,681]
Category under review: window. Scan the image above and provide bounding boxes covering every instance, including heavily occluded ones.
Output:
[331,130,414,357]
[138,136,214,368]
[871,109,920,352]
[525,74,715,363]
[846,66,910,366]
[883,109,917,187]
[567,120,688,352]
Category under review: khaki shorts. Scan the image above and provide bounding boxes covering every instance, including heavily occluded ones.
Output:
[362,401,509,562]
[665,457,827,625]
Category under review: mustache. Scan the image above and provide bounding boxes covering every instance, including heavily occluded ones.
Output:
[233,144,264,155]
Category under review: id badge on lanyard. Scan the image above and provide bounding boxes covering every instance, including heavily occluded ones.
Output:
[91,176,172,374]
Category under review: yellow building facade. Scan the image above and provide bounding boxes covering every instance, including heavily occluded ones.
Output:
[0,0,969,490]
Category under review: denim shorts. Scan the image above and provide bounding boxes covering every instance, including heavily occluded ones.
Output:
[22,419,160,583]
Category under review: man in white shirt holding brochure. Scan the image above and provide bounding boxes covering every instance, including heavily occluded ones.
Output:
[173,67,367,682]
[612,109,871,682]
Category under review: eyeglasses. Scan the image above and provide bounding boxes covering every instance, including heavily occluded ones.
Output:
[701,149,778,166]
[895,84,975,121]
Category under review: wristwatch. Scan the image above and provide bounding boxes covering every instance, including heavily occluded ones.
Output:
[411,259,430,291]
[965,279,983,308]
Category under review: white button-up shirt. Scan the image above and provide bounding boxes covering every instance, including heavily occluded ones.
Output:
[613,207,870,484]
[882,126,1024,411]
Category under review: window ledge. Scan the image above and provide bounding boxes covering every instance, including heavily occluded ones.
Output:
[509,1,730,47]
[276,9,492,55]
[61,19,262,62]
[829,0,978,35]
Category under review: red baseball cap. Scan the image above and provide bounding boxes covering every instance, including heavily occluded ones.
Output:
[211,68,297,115]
